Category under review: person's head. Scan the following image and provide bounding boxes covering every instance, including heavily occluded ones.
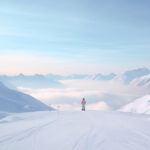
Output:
[83,98,85,101]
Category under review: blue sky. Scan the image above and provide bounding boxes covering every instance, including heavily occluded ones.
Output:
[0,0,150,75]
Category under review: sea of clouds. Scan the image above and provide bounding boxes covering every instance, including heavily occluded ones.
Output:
[17,78,149,110]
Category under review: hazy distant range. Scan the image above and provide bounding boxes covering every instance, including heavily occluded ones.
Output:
[0,67,150,89]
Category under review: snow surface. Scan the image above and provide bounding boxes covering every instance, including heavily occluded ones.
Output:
[119,95,150,114]
[0,110,150,150]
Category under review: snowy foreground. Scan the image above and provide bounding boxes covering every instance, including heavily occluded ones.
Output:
[0,111,150,150]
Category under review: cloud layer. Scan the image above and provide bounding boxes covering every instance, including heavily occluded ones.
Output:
[17,78,149,110]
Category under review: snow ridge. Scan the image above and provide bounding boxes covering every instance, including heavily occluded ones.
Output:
[0,81,53,113]
[119,95,150,114]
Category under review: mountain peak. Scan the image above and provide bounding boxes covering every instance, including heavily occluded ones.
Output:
[123,67,150,84]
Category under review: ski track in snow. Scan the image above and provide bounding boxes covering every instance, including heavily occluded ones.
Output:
[0,111,150,150]
[0,119,56,143]
[0,111,58,150]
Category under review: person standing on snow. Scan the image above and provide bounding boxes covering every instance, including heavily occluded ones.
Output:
[81,98,86,111]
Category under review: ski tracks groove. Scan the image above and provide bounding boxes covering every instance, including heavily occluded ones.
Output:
[72,112,106,150]
[0,118,58,150]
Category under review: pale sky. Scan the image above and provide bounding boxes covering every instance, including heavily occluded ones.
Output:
[0,0,150,75]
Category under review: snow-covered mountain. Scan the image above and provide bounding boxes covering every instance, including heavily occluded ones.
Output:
[0,68,150,89]
[131,74,150,87]
[0,74,64,89]
[121,68,150,84]
[0,82,53,113]
[119,95,150,114]
[67,68,150,82]
[89,73,116,80]
[0,73,117,90]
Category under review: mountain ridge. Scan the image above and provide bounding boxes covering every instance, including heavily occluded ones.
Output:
[119,95,150,114]
[0,81,54,113]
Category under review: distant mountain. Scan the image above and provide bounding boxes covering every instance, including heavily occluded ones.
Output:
[121,68,150,84]
[0,81,54,113]
[0,67,150,89]
[131,74,150,87]
[119,95,150,114]
[0,74,64,89]
[0,73,116,89]
[91,73,116,80]
[58,73,116,80]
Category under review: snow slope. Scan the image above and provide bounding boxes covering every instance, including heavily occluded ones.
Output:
[0,81,53,113]
[0,110,150,150]
[119,95,150,114]
[121,68,150,84]
[131,74,150,87]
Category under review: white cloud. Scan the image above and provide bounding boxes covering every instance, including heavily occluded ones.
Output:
[17,78,149,111]
[86,101,110,111]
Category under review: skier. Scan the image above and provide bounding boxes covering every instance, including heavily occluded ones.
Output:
[81,98,86,111]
